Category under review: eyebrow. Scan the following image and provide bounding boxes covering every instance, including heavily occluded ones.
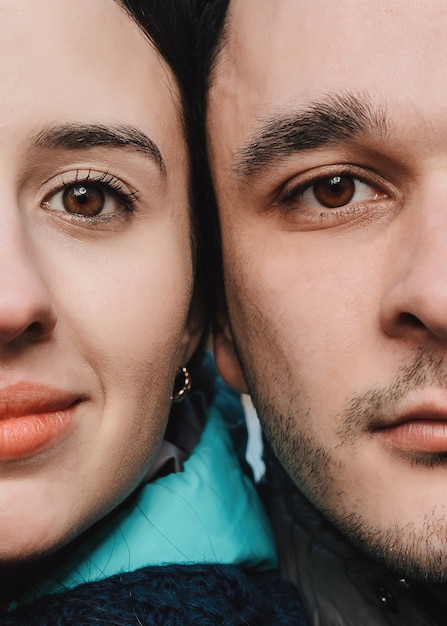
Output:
[233,92,389,180]
[32,123,166,174]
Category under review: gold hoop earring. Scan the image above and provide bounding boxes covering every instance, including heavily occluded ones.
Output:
[171,366,192,403]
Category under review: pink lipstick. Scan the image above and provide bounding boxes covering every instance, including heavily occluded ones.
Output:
[0,382,80,461]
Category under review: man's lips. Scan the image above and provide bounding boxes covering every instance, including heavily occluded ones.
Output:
[0,381,81,461]
[375,409,447,454]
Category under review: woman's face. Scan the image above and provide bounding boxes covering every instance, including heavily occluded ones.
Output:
[0,0,199,560]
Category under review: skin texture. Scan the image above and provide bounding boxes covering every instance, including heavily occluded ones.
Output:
[0,0,200,562]
[208,0,447,581]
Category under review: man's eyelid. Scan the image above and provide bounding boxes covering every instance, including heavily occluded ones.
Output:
[300,177,384,211]
[245,146,389,199]
[275,164,390,206]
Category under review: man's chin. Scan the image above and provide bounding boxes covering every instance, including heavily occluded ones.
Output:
[332,511,447,583]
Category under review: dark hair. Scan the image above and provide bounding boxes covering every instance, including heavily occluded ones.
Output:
[118,1,195,124]
[119,1,231,336]
[193,0,231,316]
[194,0,230,99]
[118,1,214,352]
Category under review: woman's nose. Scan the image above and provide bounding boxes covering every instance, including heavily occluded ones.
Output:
[0,231,56,345]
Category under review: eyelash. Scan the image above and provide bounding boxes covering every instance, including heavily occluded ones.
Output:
[275,165,386,221]
[41,170,139,224]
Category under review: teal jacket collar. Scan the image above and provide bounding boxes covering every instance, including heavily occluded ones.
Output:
[14,384,277,608]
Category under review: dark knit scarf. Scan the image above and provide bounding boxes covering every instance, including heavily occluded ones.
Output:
[3,564,307,625]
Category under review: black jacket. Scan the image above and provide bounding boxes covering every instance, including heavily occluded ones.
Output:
[261,442,447,626]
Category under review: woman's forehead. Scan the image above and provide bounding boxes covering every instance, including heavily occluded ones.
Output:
[0,0,184,164]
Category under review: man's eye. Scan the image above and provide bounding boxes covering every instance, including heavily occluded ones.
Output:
[43,182,123,217]
[301,174,379,209]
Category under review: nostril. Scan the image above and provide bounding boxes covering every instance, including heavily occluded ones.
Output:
[398,312,426,329]
[0,302,57,345]
[26,320,52,339]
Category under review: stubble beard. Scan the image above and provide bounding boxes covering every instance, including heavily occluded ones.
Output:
[236,341,447,583]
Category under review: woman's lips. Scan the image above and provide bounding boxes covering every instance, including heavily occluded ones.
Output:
[375,411,447,454]
[0,382,80,461]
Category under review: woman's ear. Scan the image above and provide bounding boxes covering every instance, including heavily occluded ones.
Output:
[213,305,248,394]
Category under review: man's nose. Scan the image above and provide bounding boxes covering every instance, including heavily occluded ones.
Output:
[0,222,56,345]
[380,189,447,344]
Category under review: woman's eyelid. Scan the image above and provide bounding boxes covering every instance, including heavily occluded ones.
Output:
[39,171,140,224]
[41,170,138,209]
[44,186,118,216]
[40,168,136,200]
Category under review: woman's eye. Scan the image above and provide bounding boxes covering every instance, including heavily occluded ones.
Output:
[43,182,123,217]
[300,174,380,209]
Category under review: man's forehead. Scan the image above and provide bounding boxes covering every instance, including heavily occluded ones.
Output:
[209,0,447,139]
[213,0,443,90]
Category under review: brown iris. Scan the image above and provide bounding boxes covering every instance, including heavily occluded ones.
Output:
[62,184,105,217]
[312,175,355,208]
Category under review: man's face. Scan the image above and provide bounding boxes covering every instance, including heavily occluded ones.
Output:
[208,0,447,580]
[0,0,198,561]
